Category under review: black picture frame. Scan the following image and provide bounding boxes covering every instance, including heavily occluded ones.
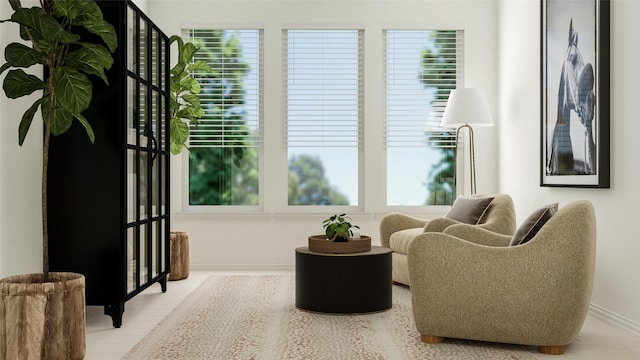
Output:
[541,0,610,188]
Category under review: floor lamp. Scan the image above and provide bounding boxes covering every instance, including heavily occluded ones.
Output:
[440,88,493,197]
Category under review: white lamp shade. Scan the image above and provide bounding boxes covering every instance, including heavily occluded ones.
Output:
[440,88,494,128]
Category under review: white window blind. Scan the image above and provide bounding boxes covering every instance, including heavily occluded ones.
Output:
[385,30,463,148]
[186,29,262,148]
[284,29,363,148]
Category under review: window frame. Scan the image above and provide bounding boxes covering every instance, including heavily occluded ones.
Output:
[384,29,464,208]
[283,28,364,212]
[181,27,265,213]
[178,25,466,215]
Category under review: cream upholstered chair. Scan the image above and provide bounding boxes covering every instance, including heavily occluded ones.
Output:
[379,194,516,286]
[407,200,596,355]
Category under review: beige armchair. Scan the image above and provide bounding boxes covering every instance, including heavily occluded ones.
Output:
[379,194,516,285]
[407,200,596,355]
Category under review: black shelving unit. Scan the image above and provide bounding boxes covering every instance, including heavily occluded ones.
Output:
[47,0,170,328]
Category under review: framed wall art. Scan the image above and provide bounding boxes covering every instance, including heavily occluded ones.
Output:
[541,0,610,188]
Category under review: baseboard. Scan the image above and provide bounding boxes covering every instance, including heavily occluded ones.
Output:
[589,303,640,335]
[190,263,295,272]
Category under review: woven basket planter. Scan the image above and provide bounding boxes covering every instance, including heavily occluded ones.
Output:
[0,272,86,360]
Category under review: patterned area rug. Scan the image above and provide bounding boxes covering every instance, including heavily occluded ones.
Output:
[124,275,536,359]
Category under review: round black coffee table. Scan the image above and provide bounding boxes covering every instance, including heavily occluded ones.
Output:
[295,246,392,314]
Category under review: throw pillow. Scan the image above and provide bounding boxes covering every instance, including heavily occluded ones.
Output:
[445,196,495,225]
[509,203,559,246]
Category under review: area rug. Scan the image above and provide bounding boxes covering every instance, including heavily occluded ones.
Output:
[124,275,536,359]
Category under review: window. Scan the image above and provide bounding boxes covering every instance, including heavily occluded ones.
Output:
[385,30,463,206]
[284,29,363,206]
[186,29,262,206]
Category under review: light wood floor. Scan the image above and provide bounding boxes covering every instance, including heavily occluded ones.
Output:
[86,270,640,359]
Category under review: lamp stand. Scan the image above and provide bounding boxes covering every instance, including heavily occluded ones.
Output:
[452,124,477,198]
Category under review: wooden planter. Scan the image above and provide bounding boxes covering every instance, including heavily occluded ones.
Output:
[168,231,190,281]
[0,272,86,360]
[308,235,372,254]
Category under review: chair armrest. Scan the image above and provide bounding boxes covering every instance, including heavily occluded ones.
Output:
[422,217,460,232]
[443,224,512,247]
[379,213,427,248]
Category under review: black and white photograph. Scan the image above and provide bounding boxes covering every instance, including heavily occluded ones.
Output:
[541,0,609,187]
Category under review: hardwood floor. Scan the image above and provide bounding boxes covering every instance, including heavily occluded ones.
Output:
[86,271,640,359]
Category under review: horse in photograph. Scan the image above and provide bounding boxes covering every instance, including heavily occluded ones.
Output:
[547,19,596,175]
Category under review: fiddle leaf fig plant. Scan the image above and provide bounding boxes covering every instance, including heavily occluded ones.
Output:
[322,213,359,242]
[169,35,212,155]
[0,0,117,279]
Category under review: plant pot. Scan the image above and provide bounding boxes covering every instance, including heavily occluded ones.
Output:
[168,231,190,281]
[308,235,372,254]
[0,272,86,360]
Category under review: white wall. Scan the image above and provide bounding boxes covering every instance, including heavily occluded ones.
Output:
[0,0,43,277]
[148,0,499,269]
[132,0,148,14]
[499,0,640,330]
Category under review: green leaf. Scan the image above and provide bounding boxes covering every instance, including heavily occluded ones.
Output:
[181,93,201,108]
[169,35,184,44]
[177,106,203,121]
[18,24,30,42]
[186,60,212,73]
[175,110,194,122]
[11,7,80,46]
[2,69,44,98]
[180,77,201,93]
[4,43,41,68]
[65,43,114,84]
[233,147,244,161]
[49,106,74,136]
[171,119,190,144]
[170,35,185,64]
[53,66,92,114]
[170,64,186,79]
[77,16,118,53]
[181,43,198,65]
[171,142,190,155]
[8,0,20,11]
[52,0,81,20]
[74,1,118,53]
[169,96,181,113]
[18,98,42,146]
[74,113,95,143]
[0,63,11,76]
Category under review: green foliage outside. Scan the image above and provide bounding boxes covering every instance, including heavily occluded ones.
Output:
[189,29,457,207]
[187,30,254,205]
[188,30,349,206]
[419,30,457,205]
[288,154,349,206]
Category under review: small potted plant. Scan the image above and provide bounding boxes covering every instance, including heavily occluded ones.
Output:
[323,213,359,242]
[308,214,371,254]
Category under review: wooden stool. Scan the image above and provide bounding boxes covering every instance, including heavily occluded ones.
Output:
[168,231,190,281]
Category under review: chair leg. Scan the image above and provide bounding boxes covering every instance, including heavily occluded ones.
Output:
[421,335,444,344]
[539,345,565,355]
